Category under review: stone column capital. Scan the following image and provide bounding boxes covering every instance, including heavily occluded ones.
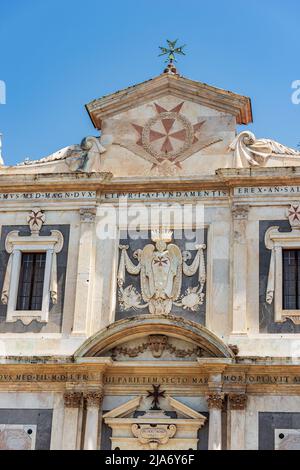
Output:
[232,204,249,221]
[206,393,225,410]
[80,208,97,223]
[64,391,82,408]
[228,393,248,410]
[84,390,103,408]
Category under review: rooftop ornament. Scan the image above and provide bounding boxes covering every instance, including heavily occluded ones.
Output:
[159,39,186,75]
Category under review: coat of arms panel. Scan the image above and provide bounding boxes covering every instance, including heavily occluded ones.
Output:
[116,229,207,324]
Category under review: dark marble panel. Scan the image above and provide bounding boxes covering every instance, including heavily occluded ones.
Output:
[0,408,53,450]
[197,411,209,450]
[0,225,70,333]
[259,412,300,450]
[101,415,112,450]
[259,220,300,333]
[116,229,207,325]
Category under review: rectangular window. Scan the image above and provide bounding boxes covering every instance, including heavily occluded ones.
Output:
[283,249,300,310]
[16,253,46,311]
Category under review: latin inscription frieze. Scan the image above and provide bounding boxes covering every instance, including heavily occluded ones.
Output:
[0,191,96,202]
[1,372,300,387]
[0,373,94,382]
[234,186,300,197]
[102,186,300,203]
[104,375,208,385]
[224,374,300,385]
[101,190,228,202]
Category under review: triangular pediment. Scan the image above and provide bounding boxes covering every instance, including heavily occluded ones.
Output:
[102,395,206,421]
[86,73,252,128]
[102,396,142,418]
[166,396,206,420]
[85,74,252,178]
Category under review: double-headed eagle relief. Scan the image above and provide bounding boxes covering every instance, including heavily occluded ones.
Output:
[117,230,206,315]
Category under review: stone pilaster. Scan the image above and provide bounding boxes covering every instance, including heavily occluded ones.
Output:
[228,394,247,450]
[83,390,103,450]
[62,391,83,450]
[206,393,224,451]
[231,204,249,335]
[72,208,97,336]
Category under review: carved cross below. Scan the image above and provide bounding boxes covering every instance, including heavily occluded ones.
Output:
[147,384,166,411]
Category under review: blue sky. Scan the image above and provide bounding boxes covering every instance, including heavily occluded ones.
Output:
[0,0,299,165]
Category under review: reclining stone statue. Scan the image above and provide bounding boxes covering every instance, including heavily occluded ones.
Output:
[12,135,106,172]
[230,131,300,167]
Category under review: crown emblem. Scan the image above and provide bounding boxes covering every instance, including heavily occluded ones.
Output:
[151,229,173,243]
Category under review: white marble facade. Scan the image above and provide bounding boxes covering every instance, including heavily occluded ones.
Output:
[0,70,300,450]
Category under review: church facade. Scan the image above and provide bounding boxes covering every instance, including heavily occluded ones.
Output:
[1,67,300,450]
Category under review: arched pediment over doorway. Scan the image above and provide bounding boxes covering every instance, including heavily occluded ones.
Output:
[74,315,235,360]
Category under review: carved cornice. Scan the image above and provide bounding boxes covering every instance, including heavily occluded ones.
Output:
[64,391,82,408]
[228,394,247,410]
[84,391,103,408]
[206,393,224,410]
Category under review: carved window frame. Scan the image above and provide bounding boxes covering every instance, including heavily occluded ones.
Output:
[265,226,300,324]
[1,229,63,325]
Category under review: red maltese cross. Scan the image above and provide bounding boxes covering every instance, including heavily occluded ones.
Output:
[132,102,204,158]
[288,204,300,222]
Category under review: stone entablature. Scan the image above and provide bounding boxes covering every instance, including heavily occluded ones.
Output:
[3,183,300,206]
[1,360,300,396]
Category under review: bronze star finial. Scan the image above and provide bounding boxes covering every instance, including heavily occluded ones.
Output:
[159,39,186,75]
[159,39,186,63]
